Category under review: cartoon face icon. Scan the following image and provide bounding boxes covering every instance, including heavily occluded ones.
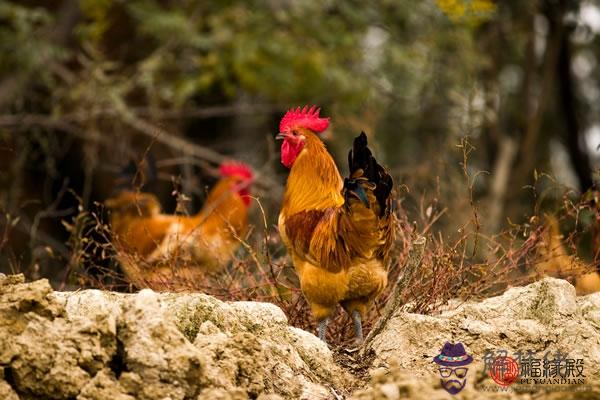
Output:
[438,365,469,394]
[433,342,473,395]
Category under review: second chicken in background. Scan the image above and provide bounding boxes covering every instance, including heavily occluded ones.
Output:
[105,161,254,290]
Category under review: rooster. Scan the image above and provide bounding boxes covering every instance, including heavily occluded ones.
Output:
[105,161,254,289]
[277,106,396,344]
[535,215,600,295]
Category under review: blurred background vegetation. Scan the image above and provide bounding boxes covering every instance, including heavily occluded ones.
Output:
[0,0,599,292]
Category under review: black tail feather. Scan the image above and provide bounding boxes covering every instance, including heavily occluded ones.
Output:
[345,132,393,216]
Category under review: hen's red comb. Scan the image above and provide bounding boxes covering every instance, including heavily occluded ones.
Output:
[219,161,254,181]
[279,105,330,134]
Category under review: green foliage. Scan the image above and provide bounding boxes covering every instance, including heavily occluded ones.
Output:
[0,3,60,77]
[78,0,114,42]
[2,0,486,129]
[436,0,496,26]
[122,0,375,104]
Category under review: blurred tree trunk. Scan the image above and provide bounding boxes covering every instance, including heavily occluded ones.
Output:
[482,4,539,230]
[478,17,519,234]
[488,135,518,234]
[503,0,566,224]
[557,25,593,192]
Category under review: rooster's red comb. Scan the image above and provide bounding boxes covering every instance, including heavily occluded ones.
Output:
[219,161,254,181]
[279,105,330,134]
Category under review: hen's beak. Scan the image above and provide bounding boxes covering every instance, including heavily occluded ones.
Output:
[276,133,286,140]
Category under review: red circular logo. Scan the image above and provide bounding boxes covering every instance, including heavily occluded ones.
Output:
[489,356,519,386]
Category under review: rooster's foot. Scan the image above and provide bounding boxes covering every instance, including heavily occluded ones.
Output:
[352,310,363,344]
[318,318,330,344]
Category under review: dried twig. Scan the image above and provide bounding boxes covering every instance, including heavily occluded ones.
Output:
[362,235,427,351]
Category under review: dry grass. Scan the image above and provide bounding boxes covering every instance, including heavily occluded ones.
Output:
[6,140,598,347]
[55,183,598,347]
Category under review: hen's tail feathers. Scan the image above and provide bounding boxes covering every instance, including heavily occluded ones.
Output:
[113,154,157,194]
[344,132,394,217]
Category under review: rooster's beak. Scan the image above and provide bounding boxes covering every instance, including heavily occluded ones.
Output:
[276,133,286,140]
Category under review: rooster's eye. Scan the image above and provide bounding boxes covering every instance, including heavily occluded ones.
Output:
[292,131,298,136]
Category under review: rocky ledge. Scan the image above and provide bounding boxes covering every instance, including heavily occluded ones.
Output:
[0,274,598,399]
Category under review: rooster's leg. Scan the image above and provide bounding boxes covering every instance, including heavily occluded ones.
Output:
[352,310,363,343]
[318,318,330,343]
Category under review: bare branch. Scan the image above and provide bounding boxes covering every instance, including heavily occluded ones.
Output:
[362,235,427,351]
[0,112,281,191]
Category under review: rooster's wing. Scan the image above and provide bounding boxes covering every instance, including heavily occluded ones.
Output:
[284,132,396,272]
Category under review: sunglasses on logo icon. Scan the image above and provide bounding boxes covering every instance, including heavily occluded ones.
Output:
[438,367,468,379]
